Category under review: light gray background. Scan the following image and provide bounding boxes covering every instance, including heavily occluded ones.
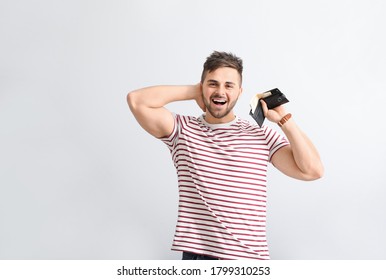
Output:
[1,0,385,260]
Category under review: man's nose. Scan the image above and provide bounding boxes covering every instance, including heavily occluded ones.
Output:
[217,84,226,94]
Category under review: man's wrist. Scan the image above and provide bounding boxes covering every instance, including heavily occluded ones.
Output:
[278,113,292,128]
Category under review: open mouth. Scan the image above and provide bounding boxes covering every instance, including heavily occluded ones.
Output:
[212,98,227,106]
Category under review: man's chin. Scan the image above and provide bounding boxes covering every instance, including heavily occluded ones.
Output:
[207,109,228,119]
[206,107,234,120]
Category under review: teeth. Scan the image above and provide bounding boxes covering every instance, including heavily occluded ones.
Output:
[212,98,226,104]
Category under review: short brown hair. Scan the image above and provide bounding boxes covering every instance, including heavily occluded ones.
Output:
[200,51,243,85]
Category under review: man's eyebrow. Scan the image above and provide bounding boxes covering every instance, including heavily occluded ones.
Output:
[207,80,236,85]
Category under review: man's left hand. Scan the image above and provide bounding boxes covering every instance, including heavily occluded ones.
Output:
[260,100,287,124]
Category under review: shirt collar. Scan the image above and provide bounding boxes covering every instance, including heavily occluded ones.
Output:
[198,114,239,129]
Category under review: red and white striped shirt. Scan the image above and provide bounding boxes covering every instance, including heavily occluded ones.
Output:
[160,114,289,260]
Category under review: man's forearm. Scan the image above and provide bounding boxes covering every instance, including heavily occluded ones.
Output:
[127,85,199,109]
[126,84,201,138]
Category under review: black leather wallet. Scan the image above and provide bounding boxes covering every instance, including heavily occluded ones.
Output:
[249,88,289,127]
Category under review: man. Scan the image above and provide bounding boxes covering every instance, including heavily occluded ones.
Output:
[127,51,323,260]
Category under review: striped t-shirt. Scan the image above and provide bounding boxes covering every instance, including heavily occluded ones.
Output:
[160,114,289,260]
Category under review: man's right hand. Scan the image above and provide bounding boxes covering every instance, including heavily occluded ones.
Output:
[194,83,206,113]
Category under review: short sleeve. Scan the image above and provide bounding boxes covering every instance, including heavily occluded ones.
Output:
[159,113,179,151]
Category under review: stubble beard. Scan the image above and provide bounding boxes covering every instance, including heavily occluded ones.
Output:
[203,94,238,119]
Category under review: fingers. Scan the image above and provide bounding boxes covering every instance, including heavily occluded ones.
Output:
[196,97,206,112]
[260,100,268,117]
[260,100,287,123]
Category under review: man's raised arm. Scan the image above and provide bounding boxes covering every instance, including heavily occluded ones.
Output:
[127,84,204,138]
[261,100,324,181]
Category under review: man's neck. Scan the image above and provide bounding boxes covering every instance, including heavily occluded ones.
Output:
[203,113,236,124]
